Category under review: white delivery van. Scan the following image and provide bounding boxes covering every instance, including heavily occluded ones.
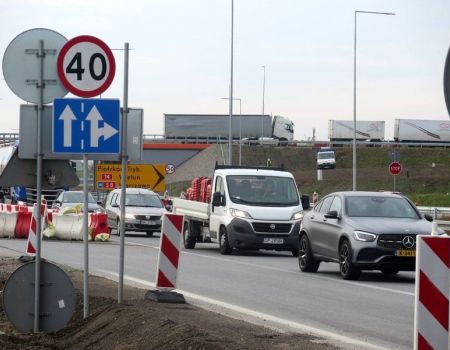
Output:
[317,148,336,169]
[172,165,309,256]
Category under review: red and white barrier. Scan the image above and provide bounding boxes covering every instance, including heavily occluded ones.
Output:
[414,235,450,349]
[25,201,47,255]
[155,214,184,290]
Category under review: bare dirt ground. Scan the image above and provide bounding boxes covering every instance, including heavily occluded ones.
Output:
[0,258,338,350]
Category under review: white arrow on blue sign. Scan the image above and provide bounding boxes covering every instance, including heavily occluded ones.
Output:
[53,98,120,154]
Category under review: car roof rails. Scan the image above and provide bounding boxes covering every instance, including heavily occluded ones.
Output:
[214,161,284,171]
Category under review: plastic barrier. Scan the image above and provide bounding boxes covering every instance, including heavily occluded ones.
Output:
[200,178,212,203]
[414,235,450,349]
[15,211,32,238]
[89,212,109,239]
[156,214,184,289]
[0,212,18,238]
[52,213,84,240]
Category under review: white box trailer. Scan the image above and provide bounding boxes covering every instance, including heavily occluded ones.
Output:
[394,119,450,142]
[328,120,385,141]
[164,114,295,142]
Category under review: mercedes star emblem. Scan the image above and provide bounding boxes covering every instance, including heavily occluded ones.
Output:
[402,235,415,249]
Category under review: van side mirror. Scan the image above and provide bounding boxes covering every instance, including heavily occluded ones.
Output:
[424,214,433,222]
[212,192,223,207]
[300,195,310,210]
[324,210,339,219]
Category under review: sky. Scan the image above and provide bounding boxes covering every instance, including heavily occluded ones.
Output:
[1,0,450,141]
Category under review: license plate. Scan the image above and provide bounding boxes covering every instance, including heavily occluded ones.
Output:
[141,220,157,225]
[395,250,416,257]
[263,238,284,244]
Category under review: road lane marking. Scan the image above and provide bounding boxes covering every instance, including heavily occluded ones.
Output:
[94,268,388,350]
[113,240,415,297]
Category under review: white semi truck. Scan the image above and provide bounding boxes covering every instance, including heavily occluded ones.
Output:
[164,114,295,144]
[171,165,309,256]
[328,120,385,141]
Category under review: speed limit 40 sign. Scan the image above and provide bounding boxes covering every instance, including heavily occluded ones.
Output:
[57,35,115,97]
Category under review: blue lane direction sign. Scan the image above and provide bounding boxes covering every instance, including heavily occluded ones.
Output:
[53,98,120,154]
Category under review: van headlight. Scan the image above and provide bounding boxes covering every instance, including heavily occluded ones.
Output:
[230,208,252,219]
[354,230,377,242]
[125,213,135,220]
[291,212,304,220]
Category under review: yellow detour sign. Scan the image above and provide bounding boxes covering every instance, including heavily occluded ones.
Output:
[96,164,166,192]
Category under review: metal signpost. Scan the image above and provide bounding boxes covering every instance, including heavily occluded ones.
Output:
[2,28,68,332]
[56,35,117,318]
[119,42,130,304]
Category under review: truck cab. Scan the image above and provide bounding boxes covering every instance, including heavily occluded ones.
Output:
[272,115,294,145]
[173,165,308,256]
[317,148,336,169]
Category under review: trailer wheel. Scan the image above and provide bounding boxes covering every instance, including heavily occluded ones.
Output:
[219,227,232,255]
[183,221,196,249]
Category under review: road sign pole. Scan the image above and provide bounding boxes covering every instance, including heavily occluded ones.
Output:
[118,42,129,304]
[83,154,89,318]
[34,39,44,333]
[394,173,396,192]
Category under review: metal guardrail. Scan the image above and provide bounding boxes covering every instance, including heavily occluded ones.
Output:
[417,206,450,233]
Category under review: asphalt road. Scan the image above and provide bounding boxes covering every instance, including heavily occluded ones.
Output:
[0,233,416,350]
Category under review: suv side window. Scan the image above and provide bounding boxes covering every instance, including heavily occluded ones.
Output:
[319,196,334,214]
[329,196,342,214]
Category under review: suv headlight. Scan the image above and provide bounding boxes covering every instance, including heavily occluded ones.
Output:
[291,211,304,220]
[125,213,135,220]
[230,208,252,219]
[354,230,377,242]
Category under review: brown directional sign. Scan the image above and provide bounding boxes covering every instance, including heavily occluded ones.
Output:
[96,164,166,192]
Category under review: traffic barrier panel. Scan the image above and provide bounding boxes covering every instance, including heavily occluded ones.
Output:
[89,212,109,240]
[15,211,32,238]
[312,192,319,207]
[26,203,39,255]
[414,235,450,349]
[52,213,84,240]
[155,213,184,290]
[0,212,18,238]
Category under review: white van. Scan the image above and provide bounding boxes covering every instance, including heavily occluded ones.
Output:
[172,165,308,256]
[317,148,336,169]
[104,188,167,237]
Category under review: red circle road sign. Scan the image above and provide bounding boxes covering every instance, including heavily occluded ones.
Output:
[389,162,402,175]
[57,35,115,98]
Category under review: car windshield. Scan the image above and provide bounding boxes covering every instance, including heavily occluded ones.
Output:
[345,196,419,219]
[63,192,96,203]
[318,152,335,159]
[226,175,299,206]
[125,194,163,208]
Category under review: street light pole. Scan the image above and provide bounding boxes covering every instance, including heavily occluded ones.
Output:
[353,10,395,191]
[228,0,234,165]
[261,65,266,138]
[221,97,242,165]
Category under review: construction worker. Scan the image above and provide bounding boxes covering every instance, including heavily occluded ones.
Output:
[266,157,272,167]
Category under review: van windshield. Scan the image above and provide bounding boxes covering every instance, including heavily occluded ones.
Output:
[226,175,299,206]
[124,194,163,208]
[318,152,335,160]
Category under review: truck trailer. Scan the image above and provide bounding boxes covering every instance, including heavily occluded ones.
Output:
[394,119,450,142]
[164,114,295,143]
[328,120,385,141]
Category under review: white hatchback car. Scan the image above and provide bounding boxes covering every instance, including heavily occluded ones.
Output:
[104,188,167,237]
